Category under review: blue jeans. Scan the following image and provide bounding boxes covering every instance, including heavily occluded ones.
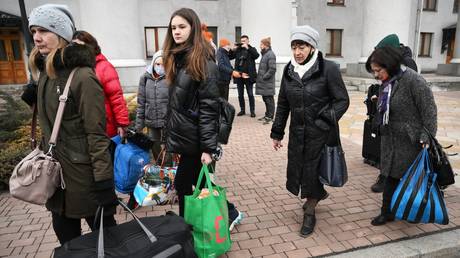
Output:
[237,79,255,113]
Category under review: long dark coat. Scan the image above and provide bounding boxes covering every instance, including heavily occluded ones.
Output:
[379,68,437,179]
[256,48,277,96]
[35,44,114,218]
[271,52,349,199]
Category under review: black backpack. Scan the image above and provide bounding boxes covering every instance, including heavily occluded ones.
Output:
[217,98,235,144]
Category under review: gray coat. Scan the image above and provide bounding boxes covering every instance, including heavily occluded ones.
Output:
[380,68,437,179]
[256,48,276,96]
[135,72,169,130]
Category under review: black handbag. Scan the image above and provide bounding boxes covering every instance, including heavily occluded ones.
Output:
[53,200,197,258]
[126,129,154,151]
[424,127,457,188]
[319,108,348,187]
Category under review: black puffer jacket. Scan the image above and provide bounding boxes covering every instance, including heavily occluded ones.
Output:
[165,53,220,155]
[234,45,259,84]
[271,52,350,199]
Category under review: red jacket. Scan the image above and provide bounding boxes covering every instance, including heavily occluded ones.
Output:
[95,53,130,137]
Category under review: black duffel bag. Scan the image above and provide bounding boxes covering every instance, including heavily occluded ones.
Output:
[54,201,197,258]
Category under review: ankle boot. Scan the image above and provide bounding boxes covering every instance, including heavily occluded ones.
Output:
[300,213,316,237]
[371,213,395,226]
[371,175,385,193]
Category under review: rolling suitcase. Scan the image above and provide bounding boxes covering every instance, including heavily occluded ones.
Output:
[53,201,197,258]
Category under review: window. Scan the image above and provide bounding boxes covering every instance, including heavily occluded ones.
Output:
[327,0,345,6]
[326,29,343,56]
[423,0,437,11]
[207,26,218,45]
[144,27,167,58]
[419,33,433,57]
[235,26,241,43]
[454,0,458,13]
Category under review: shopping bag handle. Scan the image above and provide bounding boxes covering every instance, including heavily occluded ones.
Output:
[96,200,157,258]
[193,165,214,196]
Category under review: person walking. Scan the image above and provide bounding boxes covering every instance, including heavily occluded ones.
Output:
[163,8,242,230]
[365,46,437,226]
[270,25,349,237]
[233,35,259,117]
[256,37,277,124]
[26,4,117,245]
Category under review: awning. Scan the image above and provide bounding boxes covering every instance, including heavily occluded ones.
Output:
[0,11,22,27]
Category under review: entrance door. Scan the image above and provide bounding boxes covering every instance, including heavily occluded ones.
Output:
[446,38,455,64]
[0,30,27,84]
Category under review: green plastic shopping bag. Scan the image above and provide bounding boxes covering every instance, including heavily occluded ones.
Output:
[184,165,231,258]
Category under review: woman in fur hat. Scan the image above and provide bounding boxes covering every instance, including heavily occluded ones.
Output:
[271,25,350,237]
[27,4,117,245]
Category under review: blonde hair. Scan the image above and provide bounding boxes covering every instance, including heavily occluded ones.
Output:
[29,37,68,80]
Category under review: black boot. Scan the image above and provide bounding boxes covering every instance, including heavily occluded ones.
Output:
[237,111,245,116]
[371,213,394,226]
[371,174,385,193]
[300,213,316,237]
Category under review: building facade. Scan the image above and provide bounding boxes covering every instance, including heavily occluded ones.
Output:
[0,0,459,88]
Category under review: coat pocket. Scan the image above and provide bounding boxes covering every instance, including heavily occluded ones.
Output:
[63,136,91,164]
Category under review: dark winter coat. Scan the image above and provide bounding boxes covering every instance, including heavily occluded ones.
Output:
[95,53,130,137]
[379,68,437,179]
[271,52,349,199]
[256,48,276,96]
[35,44,114,218]
[400,45,418,72]
[135,72,169,130]
[165,53,220,156]
[234,45,259,84]
[216,47,234,84]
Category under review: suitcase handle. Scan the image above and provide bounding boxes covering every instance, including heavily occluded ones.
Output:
[97,200,158,258]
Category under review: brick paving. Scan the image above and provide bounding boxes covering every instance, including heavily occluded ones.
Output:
[1,91,460,257]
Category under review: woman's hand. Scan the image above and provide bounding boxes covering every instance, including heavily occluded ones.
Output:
[201,152,213,165]
[117,127,127,138]
[421,141,430,149]
[273,139,283,151]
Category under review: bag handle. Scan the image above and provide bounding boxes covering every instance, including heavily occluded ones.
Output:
[192,165,213,197]
[329,108,342,147]
[96,200,157,258]
[30,104,38,149]
[47,68,78,152]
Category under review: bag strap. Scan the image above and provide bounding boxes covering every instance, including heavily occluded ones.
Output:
[48,68,78,147]
[193,165,213,196]
[30,104,38,149]
[330,108,342,147]
[97,200,157,258]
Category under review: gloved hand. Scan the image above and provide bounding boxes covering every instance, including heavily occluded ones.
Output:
[90,179,118,207]
[314,119,331,131]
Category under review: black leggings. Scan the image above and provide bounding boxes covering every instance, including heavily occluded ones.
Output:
[381,176,400,215]
[52,212,116,245]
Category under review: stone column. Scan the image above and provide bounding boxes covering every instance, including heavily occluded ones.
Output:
[347,0,412,77]
[77,0,145,90]
[241,0,292,57]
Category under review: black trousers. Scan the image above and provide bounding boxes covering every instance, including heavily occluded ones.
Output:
[262,96,275,119]
[52,212,117,245]
[381,176,400,215]
[236,79,255,113]
[218,82,230,101]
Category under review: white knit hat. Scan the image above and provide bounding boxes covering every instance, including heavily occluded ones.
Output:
[28,4,75,42]
[291,25,319,49]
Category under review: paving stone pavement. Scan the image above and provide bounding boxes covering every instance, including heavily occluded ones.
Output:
[1,91,460,258]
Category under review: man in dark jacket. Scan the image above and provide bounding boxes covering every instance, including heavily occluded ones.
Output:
[233,35,260,117]
[217,38,241,100]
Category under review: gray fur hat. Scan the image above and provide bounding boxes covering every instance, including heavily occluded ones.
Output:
[291,25,319,49]
[28,4,75,42]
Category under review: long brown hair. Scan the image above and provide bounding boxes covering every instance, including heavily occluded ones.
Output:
[29,37,68,80]
[163,8,214,84]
